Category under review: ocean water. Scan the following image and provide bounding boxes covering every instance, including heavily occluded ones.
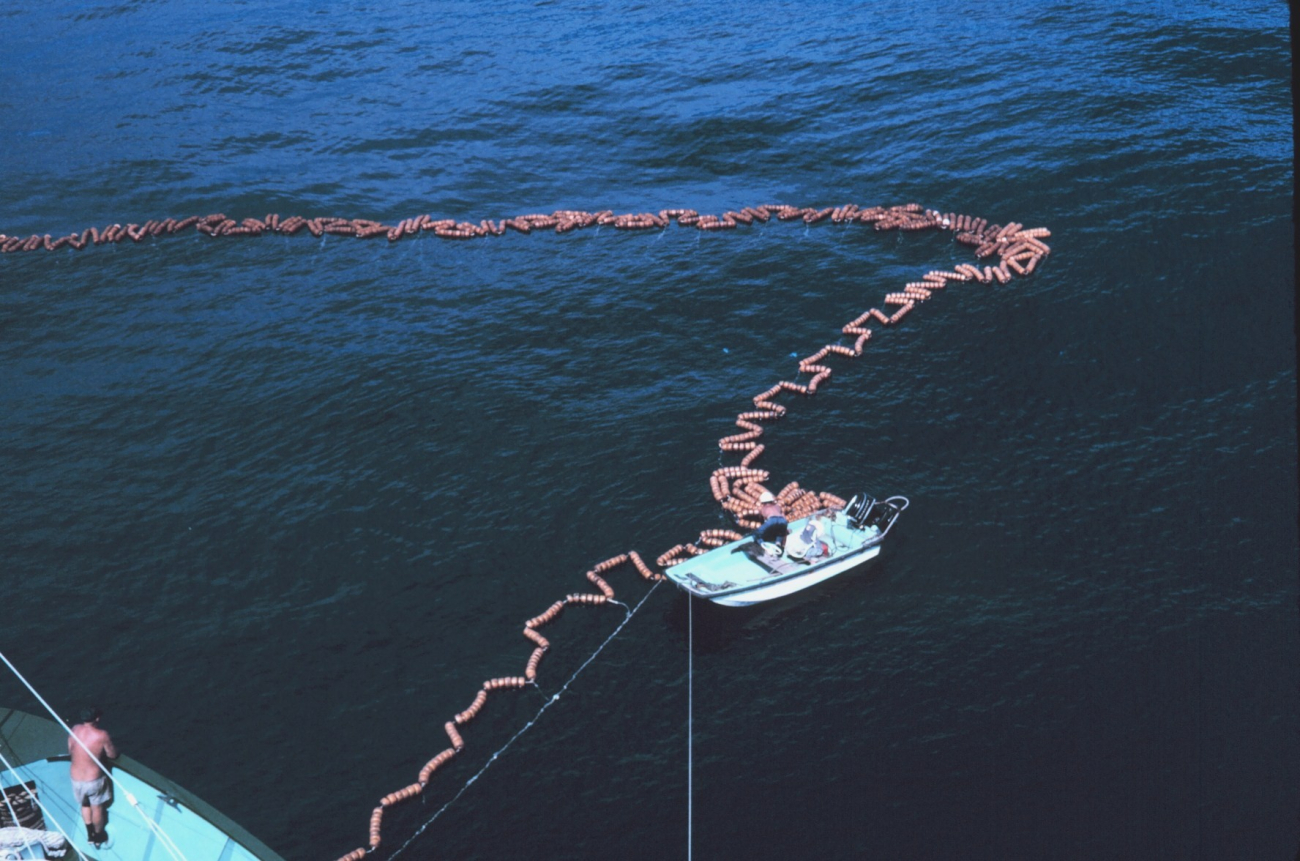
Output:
[0,2,1294,859]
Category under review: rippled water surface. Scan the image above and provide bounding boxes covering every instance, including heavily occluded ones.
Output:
[1,2,1294,859]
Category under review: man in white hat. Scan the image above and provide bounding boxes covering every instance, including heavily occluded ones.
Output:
[753,491,789,550]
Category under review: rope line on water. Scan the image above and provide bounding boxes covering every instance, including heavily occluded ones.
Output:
[687,594,694,861]
[384,579,663,860]
[0,649,190,861]
[0,202,1044,255]
[335,553,667,861]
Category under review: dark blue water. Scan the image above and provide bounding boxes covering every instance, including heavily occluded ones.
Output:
[1,3,1294,859]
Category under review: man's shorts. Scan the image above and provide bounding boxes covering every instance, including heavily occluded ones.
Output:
[71,775,111,806]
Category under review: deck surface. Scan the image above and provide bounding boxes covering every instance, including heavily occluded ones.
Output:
[667,513,880,595]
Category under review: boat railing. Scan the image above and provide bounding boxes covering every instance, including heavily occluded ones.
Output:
[870,496,910,539]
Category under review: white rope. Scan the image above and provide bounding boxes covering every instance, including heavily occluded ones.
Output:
[0,826,70,859]
[0,748,86,861]
[0,772,39,860]
[388,579,663,859]
[687,594,693,861]
[0,649,189,861]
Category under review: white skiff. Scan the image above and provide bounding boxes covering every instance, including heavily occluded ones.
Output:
[665,494,909,606]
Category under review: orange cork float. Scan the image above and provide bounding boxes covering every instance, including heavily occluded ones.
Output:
[445,722,464,751]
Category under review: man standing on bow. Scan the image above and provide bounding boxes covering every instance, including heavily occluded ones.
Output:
[69,707,118,848]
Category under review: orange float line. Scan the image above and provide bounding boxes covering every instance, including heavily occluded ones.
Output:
[718,487,761,504]
[819,491,848,510]
[445,721,464,750]
[525,646,547,680]
[593,553,629,573]
[417,747,458,784]
[798,360,831,378]
[749,401,786,418]
[1014,235,1050,255]
[843,311,872,330]
[801,345,830,364]
[714,466,769,480]
[586,571,616,599]
[628,550,662,581]
[995,222,1023,241]
[485,675,529,689]
[565,593,607,606]
[525,600,566,629]
[729,483,765,504]
[719,428,763,447]
[454,690,489,725]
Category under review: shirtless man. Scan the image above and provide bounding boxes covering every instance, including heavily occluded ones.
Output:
[69,707,118,847]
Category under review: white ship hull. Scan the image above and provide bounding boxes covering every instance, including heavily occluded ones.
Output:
[665,495,908,606]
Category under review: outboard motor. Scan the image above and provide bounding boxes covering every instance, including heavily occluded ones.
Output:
[844,493,876,529]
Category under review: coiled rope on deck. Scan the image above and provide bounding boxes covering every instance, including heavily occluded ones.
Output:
[0,746,88,861]
[687,589,694,861]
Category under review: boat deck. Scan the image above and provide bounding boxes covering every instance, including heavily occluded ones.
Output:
[666,511,883,604]
[1,709,283,861]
